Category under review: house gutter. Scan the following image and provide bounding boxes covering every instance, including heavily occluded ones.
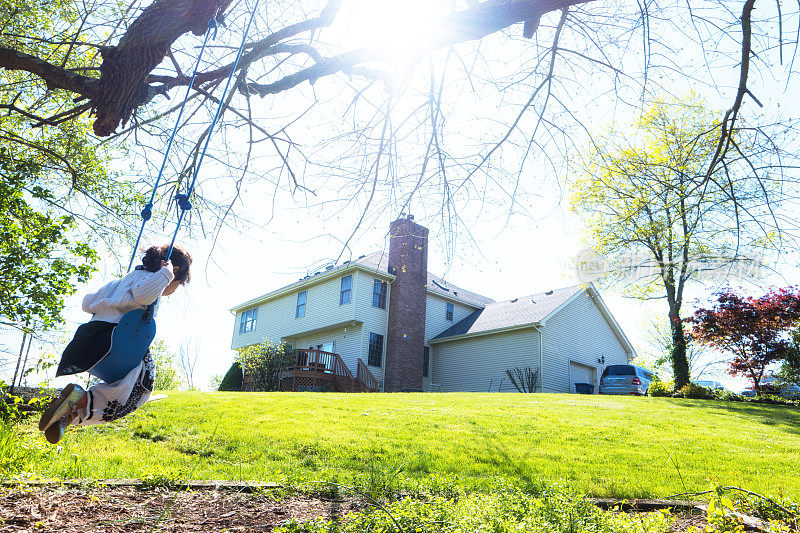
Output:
[429,322,540,344]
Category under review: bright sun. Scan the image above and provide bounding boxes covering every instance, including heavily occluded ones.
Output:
[342,0,443,59]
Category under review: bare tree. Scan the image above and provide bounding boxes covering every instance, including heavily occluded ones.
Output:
[178,338,200,390]
[0,0,797,254]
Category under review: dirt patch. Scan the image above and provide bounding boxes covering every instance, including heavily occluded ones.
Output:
[669,514,708,532]
[0,486,364,532]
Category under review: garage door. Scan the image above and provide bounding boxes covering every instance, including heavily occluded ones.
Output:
[569,361,597,394]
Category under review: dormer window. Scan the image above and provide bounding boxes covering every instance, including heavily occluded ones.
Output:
[445,302,454,321]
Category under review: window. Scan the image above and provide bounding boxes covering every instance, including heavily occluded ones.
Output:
[368,333,384,367]
[239,307,258,334]
[372,279,387,309]
[445,302,454,321]
[296,290,307,318]
[316,342,335,353]
[423,346,430,378]
[601,365,635,377]
[340,275,352,305]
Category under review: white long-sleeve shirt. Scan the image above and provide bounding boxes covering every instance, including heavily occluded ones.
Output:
[82,266,174,323]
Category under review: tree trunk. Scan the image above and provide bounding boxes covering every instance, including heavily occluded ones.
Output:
[669,312,690,389]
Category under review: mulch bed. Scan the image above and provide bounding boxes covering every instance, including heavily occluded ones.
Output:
[1,483,771,533]
[0,485,364,532]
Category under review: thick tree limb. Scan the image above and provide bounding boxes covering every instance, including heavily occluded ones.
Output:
[0,0,592,137]
[91,0,233,136]
[0,46,99,98]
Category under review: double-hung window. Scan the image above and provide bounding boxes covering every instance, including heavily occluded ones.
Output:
[445,302,454,321]
[296,290,307,318]
[368,333,384,367]
[372,279,387,309]
[239,308,258,334]
[340,275,352,305]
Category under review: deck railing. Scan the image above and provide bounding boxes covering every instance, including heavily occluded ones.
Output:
[286,349,379,392]
[357,358,380,392]
[295,348,339,372]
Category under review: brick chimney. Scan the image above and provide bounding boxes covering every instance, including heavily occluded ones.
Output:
[384,215,429,392]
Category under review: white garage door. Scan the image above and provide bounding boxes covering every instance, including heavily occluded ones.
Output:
[569,361,597,393]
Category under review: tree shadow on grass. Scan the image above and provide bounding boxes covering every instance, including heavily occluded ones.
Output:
[676,399,800,436]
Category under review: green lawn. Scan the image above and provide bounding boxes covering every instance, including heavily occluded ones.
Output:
[11,392,800,500]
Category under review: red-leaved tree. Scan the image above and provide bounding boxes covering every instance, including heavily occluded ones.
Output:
[687,288,800,392]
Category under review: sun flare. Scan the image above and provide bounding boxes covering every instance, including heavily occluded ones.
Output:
[343,0,443,59]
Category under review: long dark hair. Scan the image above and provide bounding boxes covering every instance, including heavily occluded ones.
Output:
[141,244,192,283]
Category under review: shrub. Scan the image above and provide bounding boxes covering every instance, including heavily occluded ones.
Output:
[714,389,745,402]
[236,341,295,391]
[648,380,673,397]
[0,383,42,425]
[748,394,799,406]
[680,382,714,399]
[218,362,244,392]
[711,389,799,406]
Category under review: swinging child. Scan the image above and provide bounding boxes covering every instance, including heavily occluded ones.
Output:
[38,244,192,444]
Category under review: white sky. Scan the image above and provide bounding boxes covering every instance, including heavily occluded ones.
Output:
[3,0,799,392]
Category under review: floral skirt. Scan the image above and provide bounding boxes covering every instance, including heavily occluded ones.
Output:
[73,351,155,426]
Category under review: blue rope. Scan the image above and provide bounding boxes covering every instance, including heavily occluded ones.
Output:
[166,0,261,261]
[126,17,219,272]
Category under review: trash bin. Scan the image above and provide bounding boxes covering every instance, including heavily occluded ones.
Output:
[575,383,594,394]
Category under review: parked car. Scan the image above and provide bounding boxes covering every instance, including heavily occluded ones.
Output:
[694,380,726,391]
[598,365,657,396]
[740,375,798,398]
[779,383,800,400]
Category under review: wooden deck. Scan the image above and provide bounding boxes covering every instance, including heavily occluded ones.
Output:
[279,349,380,392]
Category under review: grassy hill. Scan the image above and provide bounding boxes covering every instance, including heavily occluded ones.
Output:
[11,392,800,500]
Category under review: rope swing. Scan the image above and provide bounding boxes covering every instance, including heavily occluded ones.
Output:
[94,1,261,383]
[128,0,261,269]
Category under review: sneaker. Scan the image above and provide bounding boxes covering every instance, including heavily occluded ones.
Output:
[44,414,75,444]
[39,383,86,432]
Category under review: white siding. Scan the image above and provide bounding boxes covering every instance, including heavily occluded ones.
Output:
[540,290,630,393]
[230,274,356,350]
[230,268,391,381]
[353,270,390,383]
[290,325,363,373]
[431,328,541,392]
[424,294,477,341]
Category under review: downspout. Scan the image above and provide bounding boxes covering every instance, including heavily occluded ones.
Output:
[533,324,543,393]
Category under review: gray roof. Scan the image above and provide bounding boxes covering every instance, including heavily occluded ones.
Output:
[351,252,495,308]
[234,251,494,311]
[431,284,585,340]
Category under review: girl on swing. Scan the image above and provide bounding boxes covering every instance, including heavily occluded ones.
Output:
[38,244,192,444]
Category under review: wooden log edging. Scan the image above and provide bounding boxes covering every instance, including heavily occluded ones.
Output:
[588,498,769,532]
[1,479,281,492]
[588,497,704,512]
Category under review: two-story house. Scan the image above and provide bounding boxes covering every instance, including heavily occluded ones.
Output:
[230,215,636,393]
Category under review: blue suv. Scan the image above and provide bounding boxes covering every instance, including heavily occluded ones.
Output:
[599,365,657,396]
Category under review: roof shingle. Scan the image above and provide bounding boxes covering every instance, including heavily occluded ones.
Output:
[431,284,585,340]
